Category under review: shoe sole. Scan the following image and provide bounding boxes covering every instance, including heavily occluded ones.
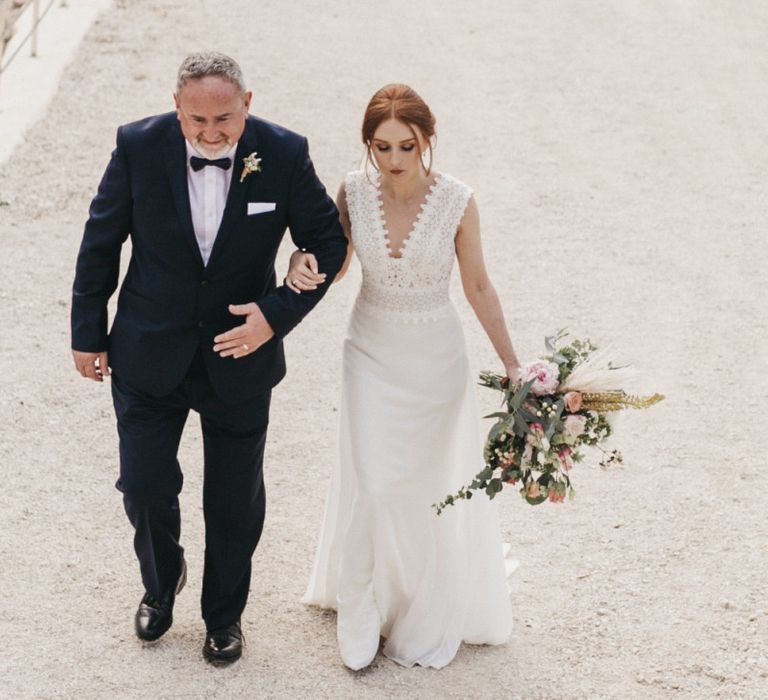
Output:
[203,650,242,666]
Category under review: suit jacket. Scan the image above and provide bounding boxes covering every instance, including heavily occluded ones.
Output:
[71,112,347,402]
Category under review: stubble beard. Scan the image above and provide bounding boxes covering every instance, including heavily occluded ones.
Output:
[194,136,232,159]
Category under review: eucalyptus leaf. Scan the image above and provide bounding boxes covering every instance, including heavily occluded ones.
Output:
[485,478,503,498]
[477,466,495,481]
[509,380,533,411]
[487,422,503,443]
[513,413,530,437]
[484,411,511,420]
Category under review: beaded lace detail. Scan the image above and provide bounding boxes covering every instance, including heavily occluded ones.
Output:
[345,170,473,323]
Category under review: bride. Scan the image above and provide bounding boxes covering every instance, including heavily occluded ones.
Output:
[288,84,521,670]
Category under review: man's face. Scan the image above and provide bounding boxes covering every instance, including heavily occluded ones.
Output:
[174,76,252,158]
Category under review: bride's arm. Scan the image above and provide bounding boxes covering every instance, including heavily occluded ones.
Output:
[332,183,355,282]
[455,196,522,382]
[285,182,355,292]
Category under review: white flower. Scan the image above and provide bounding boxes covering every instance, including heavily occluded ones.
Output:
[240,152,262,182]
[564,414,587,440]
[522,443,533,465]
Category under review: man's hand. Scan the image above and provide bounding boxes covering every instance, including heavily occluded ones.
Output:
[73,350,110,382]
[213,303,275,359]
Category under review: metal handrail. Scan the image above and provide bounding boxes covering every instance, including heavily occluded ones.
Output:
[0,0,64,94]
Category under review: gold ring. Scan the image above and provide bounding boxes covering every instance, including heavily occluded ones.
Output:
[242,343,249,350]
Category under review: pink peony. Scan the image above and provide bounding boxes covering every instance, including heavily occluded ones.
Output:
[564,414,587,440]
[521,360,560,396]
[564,391,583,412]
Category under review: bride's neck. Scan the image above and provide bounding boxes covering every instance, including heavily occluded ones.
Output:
[379,171,433,203]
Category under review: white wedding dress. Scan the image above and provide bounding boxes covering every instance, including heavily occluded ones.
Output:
[302,169,513,669]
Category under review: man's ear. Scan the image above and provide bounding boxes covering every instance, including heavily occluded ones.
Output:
[243,90,253,113]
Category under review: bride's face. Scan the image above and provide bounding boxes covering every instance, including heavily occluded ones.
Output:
[371,118,425,181]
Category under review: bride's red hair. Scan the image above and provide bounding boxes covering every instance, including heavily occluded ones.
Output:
[361,84,436,175]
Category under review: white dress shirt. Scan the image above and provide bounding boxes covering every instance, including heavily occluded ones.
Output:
[185,141,238,266]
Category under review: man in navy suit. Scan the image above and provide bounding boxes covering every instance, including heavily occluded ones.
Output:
[71,52,346,665]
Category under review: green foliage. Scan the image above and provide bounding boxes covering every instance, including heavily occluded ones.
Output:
[485,478,504,498]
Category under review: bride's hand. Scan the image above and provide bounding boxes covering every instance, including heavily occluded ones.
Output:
[285,250,326,294]
[505,364,522,387]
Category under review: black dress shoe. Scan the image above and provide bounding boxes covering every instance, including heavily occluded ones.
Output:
[202,620,243,665]
[134,558,187,642]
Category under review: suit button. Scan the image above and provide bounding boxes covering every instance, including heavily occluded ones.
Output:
[197,321,204,328]
[201,280,208,287]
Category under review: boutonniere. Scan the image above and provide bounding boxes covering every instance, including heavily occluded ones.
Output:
[240,152,262,183]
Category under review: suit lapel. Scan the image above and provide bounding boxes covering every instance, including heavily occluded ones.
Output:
[206,120,261,268]
[163,122,204,267]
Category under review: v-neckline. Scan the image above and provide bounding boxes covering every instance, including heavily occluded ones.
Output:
[374,173,442,260]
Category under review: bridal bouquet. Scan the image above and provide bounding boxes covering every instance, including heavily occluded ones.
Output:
[434,330,664,514]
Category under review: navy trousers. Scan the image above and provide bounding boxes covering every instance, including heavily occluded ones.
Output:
[111,349,271,631]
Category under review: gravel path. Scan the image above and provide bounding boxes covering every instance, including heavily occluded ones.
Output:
[1,1,766,697]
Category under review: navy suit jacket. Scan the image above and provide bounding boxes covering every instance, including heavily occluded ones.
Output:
[72,112,347,402]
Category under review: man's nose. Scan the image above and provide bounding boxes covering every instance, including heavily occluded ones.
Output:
[202,125,218,140]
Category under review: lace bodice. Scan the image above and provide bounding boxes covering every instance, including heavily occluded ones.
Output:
[344,170,473,323]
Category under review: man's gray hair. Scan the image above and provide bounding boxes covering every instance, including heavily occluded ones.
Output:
[176,52,245,93]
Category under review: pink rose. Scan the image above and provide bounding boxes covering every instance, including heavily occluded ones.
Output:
[564,414,587,440]
[564,391,583,412]
[521,360,560,396]
[548,488,565,503]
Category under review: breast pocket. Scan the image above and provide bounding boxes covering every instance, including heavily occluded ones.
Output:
[248,202,277,215]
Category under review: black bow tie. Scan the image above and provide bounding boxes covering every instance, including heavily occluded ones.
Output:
[190,156,232,172]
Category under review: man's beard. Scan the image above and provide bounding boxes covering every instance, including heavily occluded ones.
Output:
[194,137,232,159]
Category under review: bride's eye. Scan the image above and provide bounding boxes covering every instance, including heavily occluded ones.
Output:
[402,144,415,152]
[376,145,390,152]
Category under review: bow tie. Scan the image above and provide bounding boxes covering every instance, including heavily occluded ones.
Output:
[190,156,232,172]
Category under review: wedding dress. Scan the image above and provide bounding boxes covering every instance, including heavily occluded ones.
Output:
[302,169,513,669]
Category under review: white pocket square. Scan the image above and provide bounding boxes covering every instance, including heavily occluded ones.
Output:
[248,202,276,215]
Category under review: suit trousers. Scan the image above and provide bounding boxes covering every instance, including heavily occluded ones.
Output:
[111,349,271,631]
